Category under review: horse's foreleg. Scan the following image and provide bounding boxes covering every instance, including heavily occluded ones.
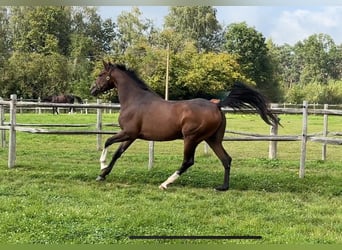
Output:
[159,139,197,190]
[97,132,129,172]
[99,148,108,170]
[96,132,134,181]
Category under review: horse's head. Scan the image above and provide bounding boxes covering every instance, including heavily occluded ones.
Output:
[90,61,117,96]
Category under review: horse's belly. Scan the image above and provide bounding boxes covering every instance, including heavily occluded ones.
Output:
[138,121,183,141]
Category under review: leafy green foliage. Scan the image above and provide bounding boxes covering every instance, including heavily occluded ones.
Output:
[10,6,71,55]
[175,51,251,98]
[0,6,341,104]
[224,22,282,101]
[270,34,342,103]
[164,6,222,52]
[286,81,342,104]
[112,7,153,55]
[297,34,338,84]
[7,51,69,98]
[1,7,116,100]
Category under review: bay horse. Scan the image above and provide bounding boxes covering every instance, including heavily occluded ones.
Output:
[42,94,83,114]
[90,61,279,191]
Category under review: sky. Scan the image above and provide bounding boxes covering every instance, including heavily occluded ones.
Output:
[98,6,342,45]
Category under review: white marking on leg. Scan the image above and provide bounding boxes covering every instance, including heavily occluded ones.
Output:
[159,171,180,190]
[100,148,108,170]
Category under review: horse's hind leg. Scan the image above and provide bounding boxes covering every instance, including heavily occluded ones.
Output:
[52,107,57,114]
[205,138,232,191]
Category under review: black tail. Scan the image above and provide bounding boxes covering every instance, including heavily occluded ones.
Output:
[72,95,83,104]
[219,82,280,126]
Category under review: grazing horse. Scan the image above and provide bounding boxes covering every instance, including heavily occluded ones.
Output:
[90,61,279,191]
[42,94,83,114]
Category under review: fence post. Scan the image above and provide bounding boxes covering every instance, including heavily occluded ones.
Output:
[19,97,23,114]
[322,104,328,161]
[85,99,88,115]
[96,99,102,151]
[8,94,17,168]
[299,100,308,178]
[269,103,278,159]
[37,97,41,114]
[0,97,6,147]
[148,141,154,170]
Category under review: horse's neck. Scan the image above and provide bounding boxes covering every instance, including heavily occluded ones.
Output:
[117,80,160,107]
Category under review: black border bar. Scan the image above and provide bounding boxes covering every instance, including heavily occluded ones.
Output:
[129,235,262,240]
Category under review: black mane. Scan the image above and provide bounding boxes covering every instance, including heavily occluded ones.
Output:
[115,64,150,91]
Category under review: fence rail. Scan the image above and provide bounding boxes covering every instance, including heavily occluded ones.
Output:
[1,95,341,178]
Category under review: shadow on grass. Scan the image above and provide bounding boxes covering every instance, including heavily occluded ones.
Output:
[93,165,340,196]
[5,160,340,196]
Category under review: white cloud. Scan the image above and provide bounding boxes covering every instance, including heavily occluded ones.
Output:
[98,6,342,45]
[270,7,342,45]
[215,6,342,45]
[216,6,277,32]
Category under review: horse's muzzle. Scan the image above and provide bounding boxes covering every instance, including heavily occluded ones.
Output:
[90,85,99,96]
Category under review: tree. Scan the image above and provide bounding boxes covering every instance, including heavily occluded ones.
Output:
[68,34,94,97]
[0,8,10,62]
[295,33,339,84]
[0,7,11,97]
[144,42,250,100]
[164,6,223,52]
[112,7,154,56]
[7,52,69,99]
[71,7,116,57]
[69,7,116,97]
[10,6,71,55]
[178,51,251,99]
[270,43,302,89]
[223,22,281,101]
[152,28,184,53]
[4,7,73,99]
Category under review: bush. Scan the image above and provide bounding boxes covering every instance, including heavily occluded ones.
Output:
[320,81,342,104]
[285,81,342,104]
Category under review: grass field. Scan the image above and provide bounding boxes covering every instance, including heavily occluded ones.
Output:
[0,112,341,244]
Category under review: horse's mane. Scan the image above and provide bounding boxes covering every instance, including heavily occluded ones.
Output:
[42,96,53,102]
[115,64,151,91]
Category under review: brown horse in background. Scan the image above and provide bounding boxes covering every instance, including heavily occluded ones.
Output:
[90,61,279,191]
[42,94,83,114]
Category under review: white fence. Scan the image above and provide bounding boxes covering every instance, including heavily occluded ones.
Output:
[1,94,341,178]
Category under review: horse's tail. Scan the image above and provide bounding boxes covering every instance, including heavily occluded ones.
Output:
[72,95,83,104]
[219,82,280,126]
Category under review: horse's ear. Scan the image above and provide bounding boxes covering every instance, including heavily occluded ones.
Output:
[102,60,108,70]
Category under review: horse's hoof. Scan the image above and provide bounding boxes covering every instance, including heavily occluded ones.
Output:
[96,175,106,181]
[215,186,229,191]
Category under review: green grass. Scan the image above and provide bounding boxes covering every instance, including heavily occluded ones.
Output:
[0,113,341,244]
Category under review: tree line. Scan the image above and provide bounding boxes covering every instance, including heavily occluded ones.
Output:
[0,6,341,103]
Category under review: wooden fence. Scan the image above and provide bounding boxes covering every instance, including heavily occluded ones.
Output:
[1,95,341,178]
